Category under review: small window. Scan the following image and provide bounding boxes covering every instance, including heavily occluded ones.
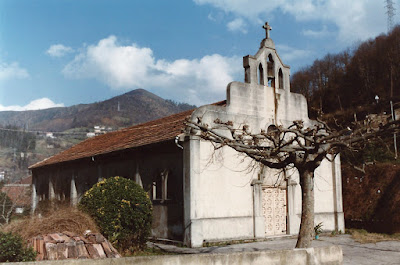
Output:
[152,169,169,202]
[15,207,24,214]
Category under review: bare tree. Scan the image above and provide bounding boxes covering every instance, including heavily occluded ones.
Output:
[185,116,399,248]
[0,184,30,225]
[0,189,14,225]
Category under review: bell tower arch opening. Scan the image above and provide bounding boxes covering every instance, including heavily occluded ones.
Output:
[278,68,284,89]
[267,54,275,88]
[258,63,264,85]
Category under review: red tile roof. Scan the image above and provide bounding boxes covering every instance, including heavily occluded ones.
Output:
[30,101,227,169]
[15,176,32,185]
[1,185,31,206]
[30,108,194,169]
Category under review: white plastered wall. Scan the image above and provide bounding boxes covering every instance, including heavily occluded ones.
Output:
[197,142,256,241]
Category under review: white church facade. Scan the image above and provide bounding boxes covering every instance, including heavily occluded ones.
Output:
[183,22,344,246]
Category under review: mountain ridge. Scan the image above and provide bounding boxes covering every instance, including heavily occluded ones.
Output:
[0,89,196,132]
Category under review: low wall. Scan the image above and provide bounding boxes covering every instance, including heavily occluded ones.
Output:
[4,246,342,265]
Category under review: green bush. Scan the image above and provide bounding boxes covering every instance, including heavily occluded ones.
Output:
[79,176,152,251]
[0,231,36,262]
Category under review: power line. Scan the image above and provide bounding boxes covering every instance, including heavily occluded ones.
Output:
[0,126,89,136]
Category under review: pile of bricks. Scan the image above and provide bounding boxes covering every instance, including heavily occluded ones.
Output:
[28,231,121,260]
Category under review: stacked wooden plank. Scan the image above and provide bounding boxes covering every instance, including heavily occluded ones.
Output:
[28,231,121,260]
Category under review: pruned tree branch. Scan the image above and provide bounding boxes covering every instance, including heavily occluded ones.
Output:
[184,116,399,249]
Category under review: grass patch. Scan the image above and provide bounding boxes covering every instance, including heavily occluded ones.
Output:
[347,229,400,244]
[124,247,173,257]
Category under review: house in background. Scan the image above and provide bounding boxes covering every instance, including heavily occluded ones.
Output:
[2,176,32,215]
[30,23,344,247]
[0,171,5,182]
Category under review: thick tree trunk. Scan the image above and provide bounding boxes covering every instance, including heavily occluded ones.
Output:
[295,169,315,248]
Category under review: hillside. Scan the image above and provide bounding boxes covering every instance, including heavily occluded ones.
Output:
[0,89,196,182]
[343,163,400,233]
[0,89,196,132]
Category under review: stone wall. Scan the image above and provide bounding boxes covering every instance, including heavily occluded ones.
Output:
[4,246,343,265]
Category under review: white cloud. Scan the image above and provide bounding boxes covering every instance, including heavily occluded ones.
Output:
[207,11,224,22]
[0,98,64,111]
[0,62,29,81]
[194,0,278,20]
[302,25,330,38]
[62,36,242,105]
[194,0,387,45]
[227,18,247,33]
[276,44,311,62]
[208,13,216,21]
[46,44,74,57]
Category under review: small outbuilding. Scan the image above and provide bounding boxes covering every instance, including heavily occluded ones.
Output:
[30,23,344,247]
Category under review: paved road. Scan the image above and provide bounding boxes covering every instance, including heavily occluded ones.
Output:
[151,235,400,264]
[316,235,400,265]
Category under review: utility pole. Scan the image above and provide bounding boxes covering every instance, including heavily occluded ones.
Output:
[385,0,396,33]
[390,65,398,159]
[386,0,397,159]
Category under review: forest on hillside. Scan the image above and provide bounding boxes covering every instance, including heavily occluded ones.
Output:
[291,25,400,233]
[290,25,400,166]
[291,25,400,116]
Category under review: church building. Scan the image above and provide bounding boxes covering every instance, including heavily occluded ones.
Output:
[30,23,344,247]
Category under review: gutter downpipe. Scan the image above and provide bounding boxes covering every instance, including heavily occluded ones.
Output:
[175,135,184,150]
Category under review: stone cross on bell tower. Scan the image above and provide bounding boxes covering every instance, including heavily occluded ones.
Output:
[263,22,272,39]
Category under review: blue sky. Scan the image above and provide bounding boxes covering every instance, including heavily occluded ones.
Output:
[0,0,396,110]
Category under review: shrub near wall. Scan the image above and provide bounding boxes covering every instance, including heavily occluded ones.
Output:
[0,231,36,262]
[79,177,152,252]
